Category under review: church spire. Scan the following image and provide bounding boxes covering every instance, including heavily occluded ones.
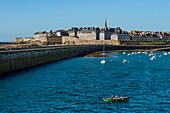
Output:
[104,19,107,31]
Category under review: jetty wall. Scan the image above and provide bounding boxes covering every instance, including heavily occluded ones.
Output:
[1,45,170,74]
[0,45,102,74]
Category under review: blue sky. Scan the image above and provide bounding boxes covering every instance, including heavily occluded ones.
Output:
[0,0,170,42]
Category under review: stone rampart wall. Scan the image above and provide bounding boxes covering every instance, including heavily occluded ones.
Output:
[1,45,169,74]
[0,45,102,74]
[62,36,119,45]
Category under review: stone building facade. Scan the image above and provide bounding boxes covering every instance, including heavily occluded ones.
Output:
[99,30,113,40]
[99,20,124,40]
[68,27,78,37]
[33,30,62,44]
[161,36,170,41]
[77,27,100,40]
[132,35,160,41]
[99,27,122,40]
[67,20,127,41]
[15,37,34,43]
[15,19,170,45]
[47,36,62,44]
[55,30,69,36]
[111,33,130,41]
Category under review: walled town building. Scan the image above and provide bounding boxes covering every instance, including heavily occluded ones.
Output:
[55,30,69,36]
[111,33,130,41]
[99,20,121,40]
[33,30,62,44]
[15,19,170,45]
[130,30,170,41]
[68,20,128,41]
[77,27,100,40]
[161,36,170,41]
[15,37,34,43]
[68,27,78,37]
[132,35,160,41]
[99,27,124,40]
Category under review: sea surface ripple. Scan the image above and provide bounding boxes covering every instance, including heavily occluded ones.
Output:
[0,52,170,113]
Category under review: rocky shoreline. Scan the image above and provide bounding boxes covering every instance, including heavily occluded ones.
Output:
[85,48,170,57]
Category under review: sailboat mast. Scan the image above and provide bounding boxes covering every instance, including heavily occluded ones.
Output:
[103,40,105,59]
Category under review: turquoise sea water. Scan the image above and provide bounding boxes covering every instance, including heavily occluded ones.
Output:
[0,52,170,113]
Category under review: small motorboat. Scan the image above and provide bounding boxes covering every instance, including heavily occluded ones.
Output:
[150,56,156,60]
[163,52,167,55]
[103,96,129,103]
[101,59,106,64]
[122,59,129,63]
[127,53,131,56]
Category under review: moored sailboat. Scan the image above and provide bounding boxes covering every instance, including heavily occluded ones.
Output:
[101,41,105,64]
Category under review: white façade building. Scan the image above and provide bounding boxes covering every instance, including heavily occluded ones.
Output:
[111,33,131,41]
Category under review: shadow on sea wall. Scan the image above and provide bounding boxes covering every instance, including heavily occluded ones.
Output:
[0,45,102,74]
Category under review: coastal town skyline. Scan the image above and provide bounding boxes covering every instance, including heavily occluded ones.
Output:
[0,0,170,42]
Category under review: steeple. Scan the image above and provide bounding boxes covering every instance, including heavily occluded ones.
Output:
[104,19,107,31]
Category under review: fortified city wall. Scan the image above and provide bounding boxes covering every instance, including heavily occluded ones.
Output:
[62,36,120,45]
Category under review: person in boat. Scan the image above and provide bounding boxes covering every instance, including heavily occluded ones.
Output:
[114,96,118,99]
[120,96,125,100]
[114,96,123,99]
[120,96,123,99]
[110,95,114,98]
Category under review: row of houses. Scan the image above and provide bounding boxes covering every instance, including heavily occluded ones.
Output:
[67,20,129,41]
[15,20,130,44]
[16,30,62,44]
[15,20,170,44]
[16,30,170,45]
[67,27,129,41]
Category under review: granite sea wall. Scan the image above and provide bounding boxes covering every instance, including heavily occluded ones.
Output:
[0,45,102,74]
[1,45,170,74]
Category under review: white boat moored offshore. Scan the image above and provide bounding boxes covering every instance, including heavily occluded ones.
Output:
[163,52,167,55]
[150,56,156,60]
[137,51,141,54]
[144,52,148,55]
[101,40,105,64]
[122,59,129,63]
[148,53,154,56]
[127,53,131,56]
[101,59,106,64]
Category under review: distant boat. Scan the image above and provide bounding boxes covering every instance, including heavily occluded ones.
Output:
[144,52,148,55]
[122,59,129,63]
[148,53,154,56]
[163,52,167,55]
[127,53,131,56]
[101,41,105,64]
[103,96,129,103]
[131,52,135,55]
[137,51,141,54]
[150,55,156,61]
[101,59,106,64]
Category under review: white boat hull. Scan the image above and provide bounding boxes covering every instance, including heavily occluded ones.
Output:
[101,60,105,64]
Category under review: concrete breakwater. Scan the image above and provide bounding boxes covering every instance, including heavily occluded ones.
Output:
[1,45,170,74]
[0,45,102,74]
